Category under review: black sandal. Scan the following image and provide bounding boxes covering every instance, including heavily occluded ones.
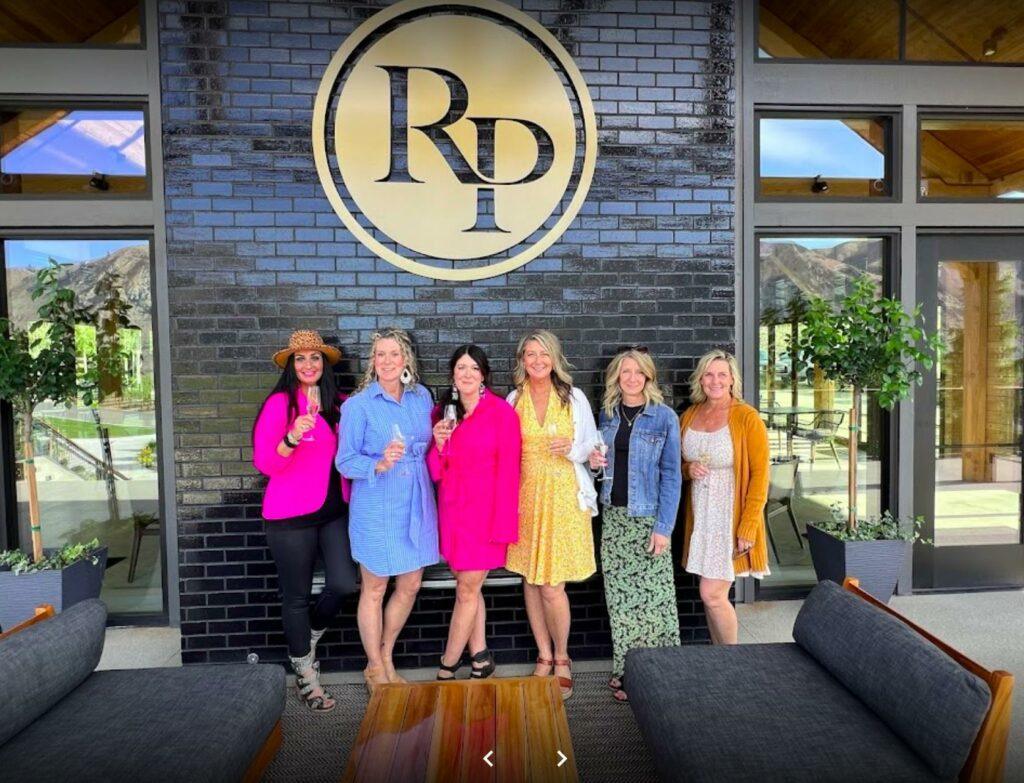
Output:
[290,655,335,713]
[437,654,465,681]
[469,648,496,679]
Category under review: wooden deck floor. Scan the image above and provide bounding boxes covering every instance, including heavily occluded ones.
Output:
[342,676,578,783]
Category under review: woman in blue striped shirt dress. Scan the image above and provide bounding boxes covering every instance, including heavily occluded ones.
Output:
[337,328,439,691]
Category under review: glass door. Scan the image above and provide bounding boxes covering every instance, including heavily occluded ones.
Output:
[916,235,1024,589]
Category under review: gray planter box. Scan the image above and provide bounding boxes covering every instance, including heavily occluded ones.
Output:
[0,547,108,632]
[805,526,908,604]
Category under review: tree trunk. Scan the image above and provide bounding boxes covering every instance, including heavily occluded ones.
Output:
[848,388,861,533]
[22,410,43,562]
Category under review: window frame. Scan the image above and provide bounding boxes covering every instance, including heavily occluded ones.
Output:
[754,108,901,204]
[0,98,153,201]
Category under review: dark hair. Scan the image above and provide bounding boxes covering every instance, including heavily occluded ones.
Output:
[437,344,490,421]
[252,352,341,444]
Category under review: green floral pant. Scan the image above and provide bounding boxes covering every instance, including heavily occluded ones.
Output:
[601,505,681,678]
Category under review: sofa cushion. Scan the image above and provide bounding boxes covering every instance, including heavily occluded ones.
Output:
[794,580,991,779]
[0,663,285,782]
[0,598,106,746]
[626,643,943,783]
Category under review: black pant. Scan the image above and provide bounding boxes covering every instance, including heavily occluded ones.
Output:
[264,514,358,658]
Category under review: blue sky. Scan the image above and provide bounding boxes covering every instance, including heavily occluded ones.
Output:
[760,118,884,178]
[760,237,878,250]
[4,239,147,269]
[2,110,145,176]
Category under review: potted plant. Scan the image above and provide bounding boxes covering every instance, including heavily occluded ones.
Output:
[794,275,941,602]
[0,259,108,630]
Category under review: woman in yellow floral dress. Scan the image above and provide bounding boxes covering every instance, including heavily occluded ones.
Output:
[506,329,598,699]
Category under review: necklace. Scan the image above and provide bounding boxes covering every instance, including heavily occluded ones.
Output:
[620,403,642,428]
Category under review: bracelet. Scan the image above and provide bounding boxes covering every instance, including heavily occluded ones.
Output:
[282,432,299,449]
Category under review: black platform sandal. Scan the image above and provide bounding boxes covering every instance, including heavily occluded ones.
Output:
[436,654,465,681]
[290,654,336,713]
[469,648,496,679]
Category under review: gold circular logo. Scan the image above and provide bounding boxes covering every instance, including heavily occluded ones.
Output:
[313,0,597,281]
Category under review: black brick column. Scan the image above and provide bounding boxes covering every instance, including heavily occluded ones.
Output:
[159,0,736,669]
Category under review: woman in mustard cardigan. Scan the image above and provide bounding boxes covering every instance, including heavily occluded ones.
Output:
[679,349,770,644]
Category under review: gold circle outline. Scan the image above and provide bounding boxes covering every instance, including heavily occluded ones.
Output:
[312,0,597,282]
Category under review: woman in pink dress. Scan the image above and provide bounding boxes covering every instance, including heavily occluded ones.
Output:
[427,344,521,680]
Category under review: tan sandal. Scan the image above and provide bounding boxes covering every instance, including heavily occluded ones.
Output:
[382,656,407,684]
[553,658,573,699]
[363,665,388,694]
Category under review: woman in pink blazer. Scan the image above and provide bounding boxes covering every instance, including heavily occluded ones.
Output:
[427,345,521,680]
[252,330,357,713]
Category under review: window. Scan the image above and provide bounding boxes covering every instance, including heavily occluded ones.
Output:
[906,1,1024,63]
[3,238,162,614]
[757,114,894,200]
[757,236,889,588]
[758,0,900,61]
[759,1,1024,65]
[0,2,141,46]
[919,116,1024,200]
[1,107,148,196]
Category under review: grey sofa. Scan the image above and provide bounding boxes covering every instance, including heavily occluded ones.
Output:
[627,580,1008,783]
[0,599,285,782]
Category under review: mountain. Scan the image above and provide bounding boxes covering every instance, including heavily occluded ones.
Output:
[759,239,883,315]
[5,244,152,331]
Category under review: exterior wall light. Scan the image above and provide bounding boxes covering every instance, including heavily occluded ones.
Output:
[811,174,829,193]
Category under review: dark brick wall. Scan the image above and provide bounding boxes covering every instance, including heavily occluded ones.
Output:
[159,0,736,669]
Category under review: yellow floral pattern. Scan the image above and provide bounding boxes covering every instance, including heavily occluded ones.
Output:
[506,388,596,585]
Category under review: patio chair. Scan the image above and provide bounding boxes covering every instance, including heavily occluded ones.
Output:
[764,457,803,563]
[794,410,844,468]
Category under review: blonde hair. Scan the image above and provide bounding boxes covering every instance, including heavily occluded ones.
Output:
[689,349,742,404]
[513,329,573,406]
[602,349,664,416]
[358,327,419,391]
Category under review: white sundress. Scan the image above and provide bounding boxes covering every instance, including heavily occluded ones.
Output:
[683,426,770,582]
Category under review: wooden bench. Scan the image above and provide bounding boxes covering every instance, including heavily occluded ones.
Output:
[343,676,578,782]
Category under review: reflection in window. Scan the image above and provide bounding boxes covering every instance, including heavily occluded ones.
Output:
[1,108,146,195]
[758,0,900,60]
[920,117,1024,200]
[0,1,140,46]
[758,116,891,198]
[758,237,886,588]
[935,260,1023,546]
[907,1,1024,63]
[4,238,161,614]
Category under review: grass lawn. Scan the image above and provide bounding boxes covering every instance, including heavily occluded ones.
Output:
[40,416,154,439]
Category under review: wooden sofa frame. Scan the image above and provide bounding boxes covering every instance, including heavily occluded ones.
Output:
[842,578,1013,783]
[0,604,282,782]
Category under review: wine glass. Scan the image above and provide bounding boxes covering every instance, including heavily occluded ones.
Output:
[443,404,458,431]
[594,437,609,481]
[303,386,321,442]
[389,423,406,474]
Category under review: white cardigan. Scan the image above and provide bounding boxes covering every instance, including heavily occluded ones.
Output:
[506,386,599,516]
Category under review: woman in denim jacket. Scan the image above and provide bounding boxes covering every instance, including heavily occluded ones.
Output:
[589,347,682,703]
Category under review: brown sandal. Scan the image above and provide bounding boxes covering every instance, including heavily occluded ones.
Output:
[553,658,573,699]
[534,656,554,677]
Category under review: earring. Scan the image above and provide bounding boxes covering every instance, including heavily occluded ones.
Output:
[451,384,459,401]
[479,383,485,395]
[400,367,413,386]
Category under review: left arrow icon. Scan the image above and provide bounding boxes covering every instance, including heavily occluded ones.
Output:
[483,750,494,767]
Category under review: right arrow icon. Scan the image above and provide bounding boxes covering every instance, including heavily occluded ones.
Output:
[556,751,567,768]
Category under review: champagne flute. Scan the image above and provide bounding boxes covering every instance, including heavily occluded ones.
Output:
[594,436,609,481]
[547,423,558,457]
[389,423,406,474]
[303,386,320,442]
[441,405,457,454]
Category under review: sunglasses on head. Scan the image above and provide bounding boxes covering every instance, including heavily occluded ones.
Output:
[616,344,649,355]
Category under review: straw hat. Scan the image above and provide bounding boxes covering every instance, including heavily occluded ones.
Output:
[272,330,342,368]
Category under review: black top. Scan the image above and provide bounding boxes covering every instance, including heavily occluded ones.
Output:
[611,404,644,507]
[268,464,346,529]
